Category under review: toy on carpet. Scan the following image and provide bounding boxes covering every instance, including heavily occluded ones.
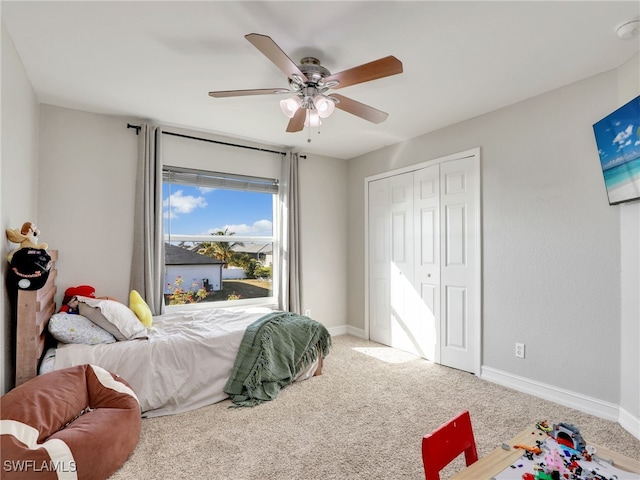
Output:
[517,422,624,480]
[5,222,48,262]
[550,422,586,452]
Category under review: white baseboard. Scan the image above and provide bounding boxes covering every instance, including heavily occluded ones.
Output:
[481,366,618,420]
[346,325,366,338]
[328,325,366,338]
[481,366,640,440]
[619,406,640,440]
[328,325,348,336]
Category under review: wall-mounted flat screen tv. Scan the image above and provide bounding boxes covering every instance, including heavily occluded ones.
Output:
[592,95,640,205]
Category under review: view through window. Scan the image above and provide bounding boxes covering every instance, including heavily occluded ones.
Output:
[163,168,277,307]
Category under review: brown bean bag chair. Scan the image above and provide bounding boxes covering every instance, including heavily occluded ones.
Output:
[1,364,141,480]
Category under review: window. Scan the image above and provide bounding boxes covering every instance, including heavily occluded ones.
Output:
[162,167,278,308]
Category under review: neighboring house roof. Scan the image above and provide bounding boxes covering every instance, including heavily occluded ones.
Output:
[232,244,273,255]
[186,243,202,252]
[165,243,226,266]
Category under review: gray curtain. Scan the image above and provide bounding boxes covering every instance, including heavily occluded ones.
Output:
[277,151,301,313]
[130,124,165,315]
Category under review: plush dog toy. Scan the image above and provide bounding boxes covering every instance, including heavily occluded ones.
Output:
[6,222,48,262]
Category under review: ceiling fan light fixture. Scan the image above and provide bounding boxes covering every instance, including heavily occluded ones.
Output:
[304,109,322,127]
[280,96,302,118]
[314,94,336,118]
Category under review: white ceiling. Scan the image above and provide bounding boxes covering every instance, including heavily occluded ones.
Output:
[2,1,639,160]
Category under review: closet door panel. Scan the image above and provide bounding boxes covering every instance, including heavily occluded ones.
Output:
[389,173,416,355]
[444,204,467,266]
[368,178,391,345]
[444,285,467,348]
[440,157,479,373]
[414,165,440,361]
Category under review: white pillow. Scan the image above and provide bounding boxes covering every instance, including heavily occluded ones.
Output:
[77,296,147,341]
[48,312,117,345]
[39,347,57,375]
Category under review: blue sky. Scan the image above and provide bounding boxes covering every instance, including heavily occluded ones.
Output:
[593,96,640,171]
[163,184,273,237]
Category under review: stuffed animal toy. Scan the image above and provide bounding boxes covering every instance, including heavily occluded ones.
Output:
[60,285,96,313]
[59,285,119,313]
[6,222,48,262]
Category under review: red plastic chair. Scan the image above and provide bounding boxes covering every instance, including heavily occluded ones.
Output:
[421,410,479,480]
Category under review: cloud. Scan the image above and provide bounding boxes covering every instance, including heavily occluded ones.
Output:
[163,190,207,219]
[612,124,633,147]
[253,219,273,232]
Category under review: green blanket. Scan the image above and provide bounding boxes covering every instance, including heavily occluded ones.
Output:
[223,311,331,407]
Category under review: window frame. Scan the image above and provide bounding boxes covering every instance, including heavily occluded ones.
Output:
[163,166,280,310]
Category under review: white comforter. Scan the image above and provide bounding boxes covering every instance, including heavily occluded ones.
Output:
[53,307,289,417]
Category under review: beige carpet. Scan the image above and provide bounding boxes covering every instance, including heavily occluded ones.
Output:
[110,335,639,480]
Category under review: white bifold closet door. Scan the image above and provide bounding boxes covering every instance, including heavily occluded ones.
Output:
[367,151,480,374]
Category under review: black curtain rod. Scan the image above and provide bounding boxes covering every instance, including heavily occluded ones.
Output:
[127,123,306,158]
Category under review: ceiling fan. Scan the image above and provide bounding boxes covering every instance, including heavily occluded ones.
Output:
[208,33,403,133]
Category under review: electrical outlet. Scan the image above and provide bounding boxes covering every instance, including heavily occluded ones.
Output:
[304,309,311,317]
[515,343,525,359]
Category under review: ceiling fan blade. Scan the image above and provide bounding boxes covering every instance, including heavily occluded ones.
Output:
[325,56,403,89]
[209,88,290,98]
[330,94,389,124]
[286,108,306,132]
[245,33,308,84]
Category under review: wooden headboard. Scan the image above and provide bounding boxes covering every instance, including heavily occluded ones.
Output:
[15,250,58,387]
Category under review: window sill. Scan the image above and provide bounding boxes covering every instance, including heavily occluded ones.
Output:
[164,298,278,313]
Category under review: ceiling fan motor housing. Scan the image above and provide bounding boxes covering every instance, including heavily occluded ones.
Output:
[300,57,331,83]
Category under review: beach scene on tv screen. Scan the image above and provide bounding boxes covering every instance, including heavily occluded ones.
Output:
[593,95,640,205]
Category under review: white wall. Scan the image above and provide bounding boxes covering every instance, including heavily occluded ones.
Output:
[1,23,40,393]
[347,66,632,416]
[162,127,282,180]
[222,267,245,280]
[298,152,348,326]
[37,105,138,304]
[617,53,640,435]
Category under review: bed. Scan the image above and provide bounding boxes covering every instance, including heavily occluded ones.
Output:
[14,251,330,418]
